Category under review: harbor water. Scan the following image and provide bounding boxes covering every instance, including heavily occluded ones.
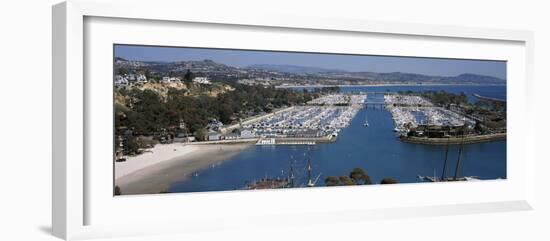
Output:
[169,85,506,193]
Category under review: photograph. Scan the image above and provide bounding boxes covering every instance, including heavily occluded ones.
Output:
[113,44,507,195]
[3,0,547,240]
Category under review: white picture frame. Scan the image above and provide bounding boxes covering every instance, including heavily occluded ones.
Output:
[52,0,535,240]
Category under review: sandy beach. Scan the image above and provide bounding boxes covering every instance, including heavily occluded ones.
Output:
[115,143,198,180]
[115,143,251,195]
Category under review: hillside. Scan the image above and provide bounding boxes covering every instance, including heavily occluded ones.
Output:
[114,58,506,86]
[246,64,344,74]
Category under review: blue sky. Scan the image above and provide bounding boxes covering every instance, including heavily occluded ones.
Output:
[115,45,506,79]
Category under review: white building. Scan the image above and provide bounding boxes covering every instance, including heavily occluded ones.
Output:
[237,79,255,85]
[207,119,223,131]
[126,74,136,82]
[256,138,275,145]
[207,131,221,141]
[114,75,128,86]
[173,135,195,143]
[240,129,255,138]
[161,77,180,83]
[193,77,211,84]
[136,74,147,83]
[224,133,240,140]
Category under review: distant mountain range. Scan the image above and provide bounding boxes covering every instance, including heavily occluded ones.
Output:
[246,64,344,74]
[246,64,505,84]
[115,58,505,85]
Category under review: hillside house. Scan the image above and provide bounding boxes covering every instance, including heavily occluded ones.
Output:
[207,131,221,141]
[193,77,211,84]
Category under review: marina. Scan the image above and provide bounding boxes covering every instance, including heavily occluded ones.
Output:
[388,106,475,133]
[112,44,508,195]
[240,94,367,141]
[168,85,506,193]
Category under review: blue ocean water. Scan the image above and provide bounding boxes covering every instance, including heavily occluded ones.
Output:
[169,85,506,193]
[311,84,506,102]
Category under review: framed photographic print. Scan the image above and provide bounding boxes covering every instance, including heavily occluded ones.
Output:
[52,0,535,240]
[113,44,508,195]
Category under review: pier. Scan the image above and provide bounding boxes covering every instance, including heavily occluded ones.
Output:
[362,91,397,95]
[473,93,506,103]
[363,101,386,109]
[256,136,335,145]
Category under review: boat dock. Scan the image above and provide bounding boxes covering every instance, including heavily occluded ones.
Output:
[256,136,334,145]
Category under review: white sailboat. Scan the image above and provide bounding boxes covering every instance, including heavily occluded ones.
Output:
[363,110,369,127]
[306,156,322,187]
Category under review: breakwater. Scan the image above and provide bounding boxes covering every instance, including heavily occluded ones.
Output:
[473,93,506,103]
[400,133,506,145]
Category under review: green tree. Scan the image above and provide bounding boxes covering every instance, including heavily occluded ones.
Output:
[325,176,340,186]
[194,128,207,141]
[349,167,372,185]
[338,176,356,185]
[474,120,485,134]
[117,67,129,75]
[184,69,194,83]
[125,136,141,155]
[218,103,234,124]
[380,177,399,184]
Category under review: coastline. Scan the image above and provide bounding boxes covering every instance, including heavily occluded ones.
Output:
[115,143,198,180]
[400,133,506,145]
[275,83,506,88]
[115,143,251,195]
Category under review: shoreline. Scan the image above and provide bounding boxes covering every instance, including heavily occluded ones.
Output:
[473,93,507,102]
[115,143,199,180]
[115,143,251,195]
[275,83,506,88]
[400,133,506,145]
